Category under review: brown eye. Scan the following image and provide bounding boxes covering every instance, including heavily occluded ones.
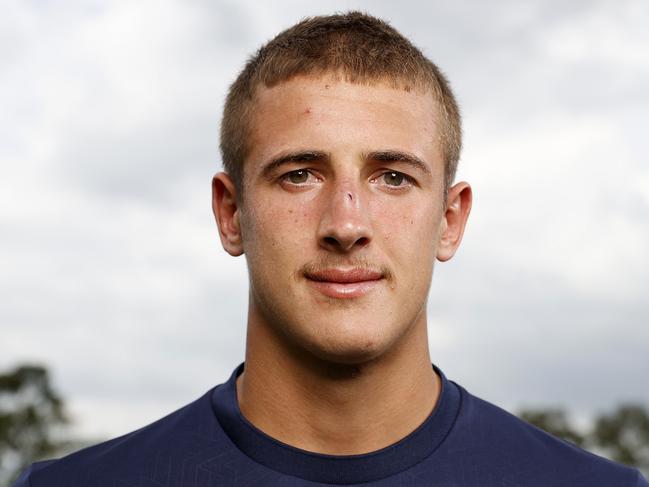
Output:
[383,171,404,186]
[287,170,309,184]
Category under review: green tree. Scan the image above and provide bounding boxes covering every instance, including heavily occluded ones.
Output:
[519,404,649,477]
[0,365,68,486]
[519,408,586,447]
[592,404,649,473]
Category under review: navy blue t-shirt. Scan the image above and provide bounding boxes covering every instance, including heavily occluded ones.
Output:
[13,362,649,486]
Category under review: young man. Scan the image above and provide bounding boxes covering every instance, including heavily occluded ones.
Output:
[15,12,648,487]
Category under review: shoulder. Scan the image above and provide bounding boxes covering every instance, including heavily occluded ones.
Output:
[448,382,648,486]
[11,461,55,487]
[13,387,228,487]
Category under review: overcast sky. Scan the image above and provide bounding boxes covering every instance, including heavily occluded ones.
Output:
[1,0,648,440]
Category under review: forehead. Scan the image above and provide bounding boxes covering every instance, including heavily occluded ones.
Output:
[245,75,442,173]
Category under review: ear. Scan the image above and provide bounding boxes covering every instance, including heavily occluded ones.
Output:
[212,172,244,256]
[436,181,472,262]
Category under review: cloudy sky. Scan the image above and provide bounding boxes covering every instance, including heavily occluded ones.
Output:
[1,0,648,440]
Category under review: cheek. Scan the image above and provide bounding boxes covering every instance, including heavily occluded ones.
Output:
[372,199,439,256]
[243,196,313,263]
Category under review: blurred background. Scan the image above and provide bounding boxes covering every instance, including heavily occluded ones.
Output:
[1,0,648,483]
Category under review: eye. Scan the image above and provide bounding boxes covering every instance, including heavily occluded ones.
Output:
[287,169,309,184]
[371,170,414,189]
[383,171,405,186]
[279,169,319,186]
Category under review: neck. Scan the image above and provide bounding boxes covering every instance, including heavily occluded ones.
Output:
[236,309,439,455]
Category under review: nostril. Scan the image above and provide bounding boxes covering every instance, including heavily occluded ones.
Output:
[321,235,370,250]
[324,236,339,247]
[356,237,369,247]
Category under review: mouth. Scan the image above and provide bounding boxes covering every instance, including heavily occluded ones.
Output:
[304,268,384,299]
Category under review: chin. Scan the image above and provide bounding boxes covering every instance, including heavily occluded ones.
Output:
[307,344,384,365]
[295,321,398,366]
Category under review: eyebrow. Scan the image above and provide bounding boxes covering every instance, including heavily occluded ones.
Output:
[259,149,432,178]
[261,151,328,178]
[365,150,432,176]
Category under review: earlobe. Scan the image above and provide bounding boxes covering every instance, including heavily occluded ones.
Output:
[212,172,244,256]
[436,182,472,262]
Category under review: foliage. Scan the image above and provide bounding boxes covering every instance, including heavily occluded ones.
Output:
[0,365,68,487]
[519,408,587,447]
[592,405,649,472]
[519,403,649,477]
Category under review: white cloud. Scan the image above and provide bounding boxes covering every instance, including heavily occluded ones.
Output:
[541,1,649,73]
[462,111,649,299]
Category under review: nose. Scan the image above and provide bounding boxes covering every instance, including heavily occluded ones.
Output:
[317,182,373,253]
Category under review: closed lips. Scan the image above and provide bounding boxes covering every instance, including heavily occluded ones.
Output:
[305,269,383,283]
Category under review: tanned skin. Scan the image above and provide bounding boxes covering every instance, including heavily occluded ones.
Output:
[212,74,471,455]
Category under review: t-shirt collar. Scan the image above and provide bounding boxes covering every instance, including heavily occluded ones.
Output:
[211,361,461,484]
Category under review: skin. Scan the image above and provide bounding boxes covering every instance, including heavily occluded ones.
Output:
[212,74,472,455]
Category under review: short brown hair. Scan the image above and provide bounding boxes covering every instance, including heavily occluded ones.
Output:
[220,11,461,198]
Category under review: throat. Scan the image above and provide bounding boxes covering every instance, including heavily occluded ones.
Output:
[235,358,439,455]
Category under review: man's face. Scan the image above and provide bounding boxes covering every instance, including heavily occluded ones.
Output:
[215,75,468,365]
